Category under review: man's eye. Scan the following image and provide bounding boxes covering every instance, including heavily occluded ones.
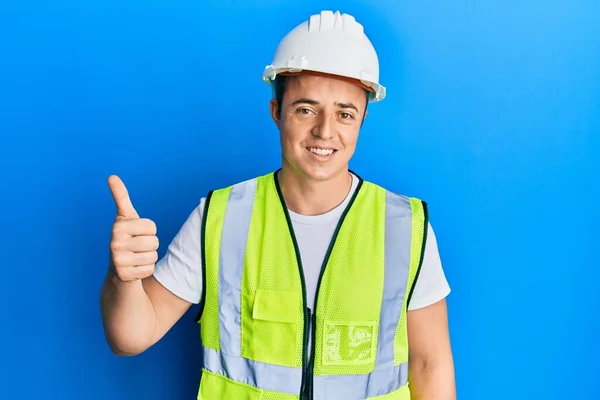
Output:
[298,108,313,115]
[340,112,353,119]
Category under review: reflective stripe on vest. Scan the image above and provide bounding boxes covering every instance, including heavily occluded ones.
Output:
[195,170,428,400]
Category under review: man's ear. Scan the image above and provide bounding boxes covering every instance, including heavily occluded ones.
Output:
[270,98,281,126]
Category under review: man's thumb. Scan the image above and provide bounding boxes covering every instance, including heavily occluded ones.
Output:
[108,175,139,219]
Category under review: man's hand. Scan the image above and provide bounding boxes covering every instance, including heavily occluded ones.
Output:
[108,175,159,282]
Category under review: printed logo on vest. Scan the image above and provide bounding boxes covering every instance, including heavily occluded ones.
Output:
[322,321,377,366]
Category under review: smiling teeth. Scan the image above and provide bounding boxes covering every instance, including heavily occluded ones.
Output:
[309,147,334,156]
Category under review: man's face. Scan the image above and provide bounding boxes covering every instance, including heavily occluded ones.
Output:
[270,73,368,182]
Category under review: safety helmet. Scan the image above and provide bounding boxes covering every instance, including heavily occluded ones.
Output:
[262,10,386,102]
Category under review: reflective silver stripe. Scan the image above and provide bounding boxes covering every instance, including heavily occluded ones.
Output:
[313,362,408,400]
[218,178,258,357]
[203,346,303,394]
[376,192,412,368]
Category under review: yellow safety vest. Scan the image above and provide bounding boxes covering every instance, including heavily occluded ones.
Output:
[194,170,428,400]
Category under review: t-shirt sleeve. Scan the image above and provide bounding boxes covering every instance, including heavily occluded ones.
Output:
[153,198,205,304]
[407,222,451,311]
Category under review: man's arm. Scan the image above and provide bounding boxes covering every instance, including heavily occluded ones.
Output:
[100,175,192,355]
[407,298,456,399]
[100,273,191,355]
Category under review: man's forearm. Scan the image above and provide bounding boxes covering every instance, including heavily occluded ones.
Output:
[409,359,456,399]
[100,269,158,356]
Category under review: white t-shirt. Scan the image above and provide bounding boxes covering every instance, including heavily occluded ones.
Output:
[154,173,450,311]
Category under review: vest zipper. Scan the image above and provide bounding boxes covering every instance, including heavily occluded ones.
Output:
[305,261,326,400]
[306,308,315,400]
[306,308,316,400]
[299,302,309,400]
[295,264,309,400]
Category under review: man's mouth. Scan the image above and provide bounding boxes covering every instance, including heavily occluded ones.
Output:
[307,147,336,156]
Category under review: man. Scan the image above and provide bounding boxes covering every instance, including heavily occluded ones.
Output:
[101,10,455,399]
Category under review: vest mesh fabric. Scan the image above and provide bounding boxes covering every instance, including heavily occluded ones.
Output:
[241,176,305,368]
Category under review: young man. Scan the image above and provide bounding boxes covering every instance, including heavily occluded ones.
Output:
[101,10,456,399]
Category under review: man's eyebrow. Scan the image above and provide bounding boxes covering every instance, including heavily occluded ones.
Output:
[290,98,359,112]
[335,102,359,112]
[291,98,320,106]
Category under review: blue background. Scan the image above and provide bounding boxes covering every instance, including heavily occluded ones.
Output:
[1,0,598,399]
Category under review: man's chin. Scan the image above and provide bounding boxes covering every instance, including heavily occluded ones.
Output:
[300,164,347,183]
[282,155,348,182]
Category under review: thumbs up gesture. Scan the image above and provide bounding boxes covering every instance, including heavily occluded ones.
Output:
[108,175,159,282]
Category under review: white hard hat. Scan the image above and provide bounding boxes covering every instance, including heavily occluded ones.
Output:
[262,10,386,102]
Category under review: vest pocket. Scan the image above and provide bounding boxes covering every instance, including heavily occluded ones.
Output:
[198,369,262,400]
[322,320,378,366]
[242,289,300,367]
[252,289,298,323]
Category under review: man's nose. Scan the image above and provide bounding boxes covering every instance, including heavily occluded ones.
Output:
[311,113,335,139]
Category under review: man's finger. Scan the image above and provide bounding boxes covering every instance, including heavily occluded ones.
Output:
[108,175,139,219]
[112,218,157,237]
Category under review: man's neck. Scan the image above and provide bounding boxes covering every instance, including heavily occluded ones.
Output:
[278,166,352,216]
